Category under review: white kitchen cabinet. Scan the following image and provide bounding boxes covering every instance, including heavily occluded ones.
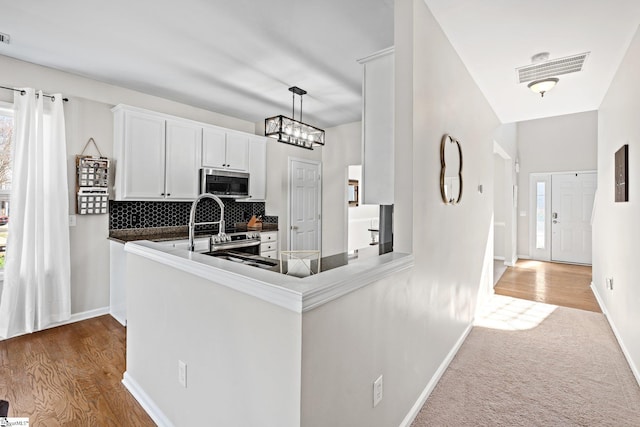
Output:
[202,126,249,172]
[242,136,267,201]
[165,119,203,199]
[359,47,394,205]
[260,231,278,259]
[115,108,166,200]
[110,241,127,326]
[113,106,201,201]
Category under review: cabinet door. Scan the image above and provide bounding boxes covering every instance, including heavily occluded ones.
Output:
[247,136,267,200]
[202,127,227,168]
[225,132,249,171]
[165,119,202,200]
[122,110,166,199]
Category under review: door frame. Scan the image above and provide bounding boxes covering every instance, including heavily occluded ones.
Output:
[528,170,596,262]
[287,157,322,253]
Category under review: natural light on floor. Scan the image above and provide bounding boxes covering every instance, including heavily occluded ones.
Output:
[475,294,557,331]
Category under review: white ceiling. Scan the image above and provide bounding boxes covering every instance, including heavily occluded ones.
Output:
[424,0,640,123]
[0,0,394,129]
[1,0,640,127]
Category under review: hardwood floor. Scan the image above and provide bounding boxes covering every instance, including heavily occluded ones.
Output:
[494,259,601,313]
[0,315,154,426]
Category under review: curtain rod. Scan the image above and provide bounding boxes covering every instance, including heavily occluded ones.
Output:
[0,85,69,102]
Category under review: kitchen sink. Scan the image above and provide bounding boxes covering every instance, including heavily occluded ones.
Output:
[202,250,279,271]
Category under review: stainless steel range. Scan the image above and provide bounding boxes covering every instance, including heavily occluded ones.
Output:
[209,231,261,255]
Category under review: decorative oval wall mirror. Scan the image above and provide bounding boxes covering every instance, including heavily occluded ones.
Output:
[440,134,463,204]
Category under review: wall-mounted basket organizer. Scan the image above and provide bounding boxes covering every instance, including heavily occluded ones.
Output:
[76,138,109,215]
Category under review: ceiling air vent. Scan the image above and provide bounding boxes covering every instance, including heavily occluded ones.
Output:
[516,52,589,83]
[0,32,10,44]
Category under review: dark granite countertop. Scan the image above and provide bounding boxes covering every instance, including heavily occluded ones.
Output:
[109,222,278,244]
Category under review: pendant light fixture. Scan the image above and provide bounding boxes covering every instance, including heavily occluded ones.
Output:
[265,86,325,150]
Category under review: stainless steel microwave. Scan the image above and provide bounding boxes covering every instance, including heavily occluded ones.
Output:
[200,169,250,199]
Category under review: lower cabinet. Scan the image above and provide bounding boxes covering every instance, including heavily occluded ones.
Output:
[109,241,127,326]
[260,231,278,259]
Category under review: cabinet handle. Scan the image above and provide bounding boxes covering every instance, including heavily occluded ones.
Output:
[167,193,171,196]
[161,192,165,196]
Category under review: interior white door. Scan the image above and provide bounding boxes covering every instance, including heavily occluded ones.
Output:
[551,172,597,264]
[289,159,321,251]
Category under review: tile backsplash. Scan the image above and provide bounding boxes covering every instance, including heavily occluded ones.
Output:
[109,200,277,231]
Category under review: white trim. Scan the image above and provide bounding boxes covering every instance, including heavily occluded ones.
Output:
[68,306,110,323]
[356,46,394,64]
[399,322,474,427]
[125,241,414,313]
[493,256,505,261]
[0,306,109,341]
[122,372,175,427]
[493,221,506,228]
[590,283,640,387]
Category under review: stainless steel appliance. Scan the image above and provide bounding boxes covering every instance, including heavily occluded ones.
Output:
[200,169,250,199]
[209,231,261,255]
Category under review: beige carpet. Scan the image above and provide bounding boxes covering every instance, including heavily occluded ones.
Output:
[412,295,640,426]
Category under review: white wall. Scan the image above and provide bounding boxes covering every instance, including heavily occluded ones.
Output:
[321,121,362,256]
[493,123,518,265]
[516,111,598,257]
[299,0,500,425]
[126,253,301,426]
[493,153,506,259]
[593,25,640,384]
[0,54,256,317]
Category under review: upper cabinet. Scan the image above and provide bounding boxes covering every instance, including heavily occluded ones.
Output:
[112,104,267,202]
[113,106,201,201]
[245,136,267,201]
[359,47,394,205]
[202,127,249,172]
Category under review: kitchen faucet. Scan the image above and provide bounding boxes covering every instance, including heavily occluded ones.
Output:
[188,193,227,252]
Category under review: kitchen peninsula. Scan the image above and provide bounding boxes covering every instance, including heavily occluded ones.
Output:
[121,239,412,426]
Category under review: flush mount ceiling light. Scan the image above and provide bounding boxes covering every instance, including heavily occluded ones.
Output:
[517,51,589,98]
[527,77,559,97]
[265,86,325,150]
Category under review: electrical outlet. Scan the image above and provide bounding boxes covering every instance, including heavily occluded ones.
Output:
[373,375,383,407]
[606,277,614,290]
[178,360,187,388]
[130,213,140,227]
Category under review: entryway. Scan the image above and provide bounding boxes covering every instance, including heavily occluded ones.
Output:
[494,260,600,312]
[529,171,596,264]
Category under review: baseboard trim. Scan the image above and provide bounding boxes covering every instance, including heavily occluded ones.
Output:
[590,283,640,388]
[399,322,474,427]
[68,306,110,324]
[0,306,110,341]
[493,256,505,261]
[122,372,175,427]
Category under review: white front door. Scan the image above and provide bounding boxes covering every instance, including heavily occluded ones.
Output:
[289,159,321,251]
[550,172,597,264]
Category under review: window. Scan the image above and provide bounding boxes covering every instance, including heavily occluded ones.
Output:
[0,104,13,269]
[535,181,545,249]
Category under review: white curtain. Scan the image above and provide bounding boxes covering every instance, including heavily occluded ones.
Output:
[0,88,71,338]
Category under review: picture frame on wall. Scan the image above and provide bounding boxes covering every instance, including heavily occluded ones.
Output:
[615,144,629,203]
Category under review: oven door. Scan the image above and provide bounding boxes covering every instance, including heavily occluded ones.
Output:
[209,239,260,255]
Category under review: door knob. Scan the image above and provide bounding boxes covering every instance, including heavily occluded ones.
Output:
[553,220,559,224]
[291,226,299,230]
